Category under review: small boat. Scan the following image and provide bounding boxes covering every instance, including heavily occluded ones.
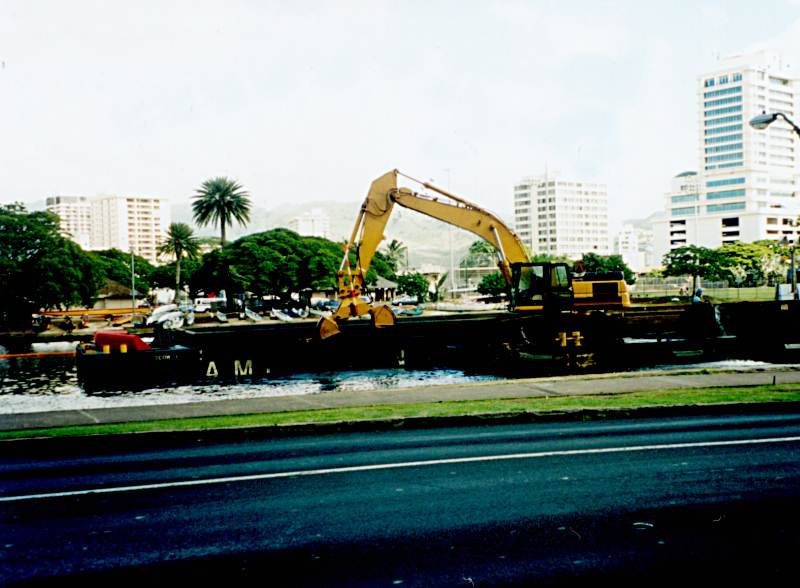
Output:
[146,304,177,325]
[271,309,294,322]
[76,330,200,392]
[392,305,424,317]
[155,310,185,330]
[245,307,263,322]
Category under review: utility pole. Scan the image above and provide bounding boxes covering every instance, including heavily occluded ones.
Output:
[131,247,136,315]
[445,168,455,298]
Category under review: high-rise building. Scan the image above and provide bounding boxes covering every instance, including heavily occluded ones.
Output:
[45,196,92,249]
[657,50,800,255]
[288,207,330,239]
[513,173,610,259]
[614,219,657,273]
[47,194,170,264]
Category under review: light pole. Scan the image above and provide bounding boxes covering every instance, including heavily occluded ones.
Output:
[781,237,797,298]
[130,248,136,314]
[751,113,800,299]
[749,111,800,136]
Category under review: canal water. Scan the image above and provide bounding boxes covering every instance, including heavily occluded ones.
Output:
[0,342,503,414]
[2,341,798,414]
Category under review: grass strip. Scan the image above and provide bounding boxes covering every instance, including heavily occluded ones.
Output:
[3,384,800,440]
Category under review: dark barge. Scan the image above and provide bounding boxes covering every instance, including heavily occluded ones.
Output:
[75,300,800,392]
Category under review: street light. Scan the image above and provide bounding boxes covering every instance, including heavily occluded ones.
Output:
[749,111,800,137]
[781,237,797,298]
[752,113,800,299]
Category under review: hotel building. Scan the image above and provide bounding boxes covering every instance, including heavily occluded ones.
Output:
[46,194,170,264]
[513,173,610,259]
[656,50,800,257]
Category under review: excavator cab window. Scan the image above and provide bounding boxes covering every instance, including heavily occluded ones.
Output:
[513,265,547,306]
[510,262,573,310]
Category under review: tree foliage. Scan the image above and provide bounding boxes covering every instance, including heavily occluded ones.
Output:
[190,229,395,299]
[192,177,252,246]
[157,222,200,298]
[382,239,407,274]
[396,273,429,302]
[476,271,507,297]
[579,252,635,284]
[662,242,781,287]
[0,204,103,326]
[90,249,154,294]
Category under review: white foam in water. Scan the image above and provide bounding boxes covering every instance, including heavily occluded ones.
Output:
[0,366,501,414]
[639,359,800,372]
[2,352,798,415]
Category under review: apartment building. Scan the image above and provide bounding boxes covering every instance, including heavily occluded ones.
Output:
[656,50,800,257]
[47,194,169,264]
[45,196,92,249]
[513,173,610,259]
[614,220,656,273]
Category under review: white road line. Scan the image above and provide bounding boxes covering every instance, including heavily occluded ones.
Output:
[2,435,799,503]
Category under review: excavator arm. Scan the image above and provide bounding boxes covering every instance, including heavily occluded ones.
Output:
[319,169,539,339]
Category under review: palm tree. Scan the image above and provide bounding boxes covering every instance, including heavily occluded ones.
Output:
[383,239,408,273]
[192,177,252,246]
[158,222,200,301]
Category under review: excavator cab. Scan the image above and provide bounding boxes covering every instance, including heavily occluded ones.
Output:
[509,262,573,312]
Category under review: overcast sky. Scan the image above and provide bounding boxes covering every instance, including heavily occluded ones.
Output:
[3,1,800,233]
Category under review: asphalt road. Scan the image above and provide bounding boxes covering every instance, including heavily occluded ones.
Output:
[2,412,800,586]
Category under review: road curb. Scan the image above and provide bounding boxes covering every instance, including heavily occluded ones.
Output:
[3,400,800,455]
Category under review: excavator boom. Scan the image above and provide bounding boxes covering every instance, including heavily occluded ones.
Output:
[319,169,628,340]
[319,169,560,339]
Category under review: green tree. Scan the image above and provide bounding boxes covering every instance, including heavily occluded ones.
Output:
[717,241,779,286]
[382,239,407,273]
[396,273,429,302]
[459,240,497,286]
[90,249,154,295]
[150,258,201,293]
[429,272,449,302]
[579,252,635,284]
[192,177,252,246]
[662,245,723,291]
[476,271,507,297]
[189,229,396,300]
[157,222,200,300]
[0,204,103,326]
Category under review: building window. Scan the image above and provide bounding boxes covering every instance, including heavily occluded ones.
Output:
[705,133,743,145]
[707,202,745,213]
[705,114,743,127]
[705,143,743,154]
[706,189,746,200]
[671,194,699,203]
[672,206,697,216]
[704,78,715,87]
[721,217,739,227]
[705,152,743,163]
[706,177,745,188]
[703,86,742,99]
[733,72,742,82]
[704,105,742,117]
[704,95,742,108]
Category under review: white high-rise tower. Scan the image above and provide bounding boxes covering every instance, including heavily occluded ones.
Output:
[660,50,800,253]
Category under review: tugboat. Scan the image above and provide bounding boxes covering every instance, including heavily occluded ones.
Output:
[75,329,201,392]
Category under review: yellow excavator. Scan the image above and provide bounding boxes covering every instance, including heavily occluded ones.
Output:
[318,169,629,339]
